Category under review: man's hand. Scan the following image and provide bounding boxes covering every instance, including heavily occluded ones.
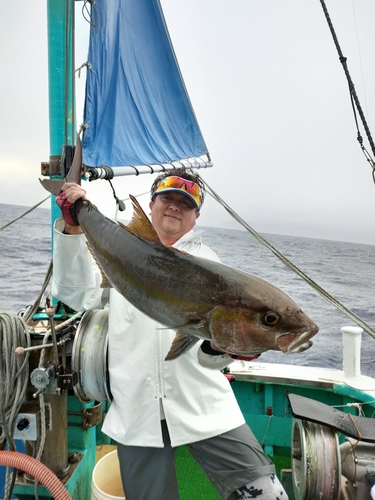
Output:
[56,183,87,233]
[63,183,87,203]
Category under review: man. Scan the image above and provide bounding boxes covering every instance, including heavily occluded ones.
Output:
[53,167,288,500]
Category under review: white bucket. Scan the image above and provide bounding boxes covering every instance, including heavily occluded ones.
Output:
[91,449,126,500]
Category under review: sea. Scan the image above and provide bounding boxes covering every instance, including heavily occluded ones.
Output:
[0,202,374,377]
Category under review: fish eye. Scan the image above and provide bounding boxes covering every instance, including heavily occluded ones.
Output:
[262,311,280,326]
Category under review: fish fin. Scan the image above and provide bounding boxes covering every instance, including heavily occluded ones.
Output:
[39,134,83,195]
[117,221,130,231]
[118,196,191,256]
[118,195,161,243]
[86,242,112,289]
[165,333,200,361]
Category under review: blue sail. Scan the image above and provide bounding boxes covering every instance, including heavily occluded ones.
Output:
[82,0,211,171]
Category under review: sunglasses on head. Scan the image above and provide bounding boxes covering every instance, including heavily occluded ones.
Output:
[152,176,202,210]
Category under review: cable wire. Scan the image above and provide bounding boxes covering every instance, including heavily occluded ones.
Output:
[205,180,375,340]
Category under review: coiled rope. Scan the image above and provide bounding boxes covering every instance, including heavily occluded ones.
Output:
[0,313,31,499]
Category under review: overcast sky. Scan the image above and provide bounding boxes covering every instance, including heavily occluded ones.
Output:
[1,0,375,244]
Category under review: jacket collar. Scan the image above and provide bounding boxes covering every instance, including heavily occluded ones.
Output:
[173,229,204,247]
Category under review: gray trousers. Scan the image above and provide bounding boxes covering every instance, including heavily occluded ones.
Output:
[117,421,280,500]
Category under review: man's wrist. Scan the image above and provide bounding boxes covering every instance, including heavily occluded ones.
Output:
[63,223,82,235]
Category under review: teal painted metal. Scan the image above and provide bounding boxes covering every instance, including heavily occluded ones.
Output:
[46,0,76,242]
[47,0,75,153]
[13,398,97,500]
[12,2,97,499]
[66,397,97,499]
[231,377,375,457]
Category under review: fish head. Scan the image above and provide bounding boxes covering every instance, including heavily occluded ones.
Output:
[208,300,319,357]
[275,307,319,354]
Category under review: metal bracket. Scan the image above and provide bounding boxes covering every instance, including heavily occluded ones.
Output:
[41,156,61,176]
[40,154,86,177]
[57,371,79,392]
[83,402,103,430]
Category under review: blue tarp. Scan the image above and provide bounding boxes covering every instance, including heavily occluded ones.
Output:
[82,0,209,168]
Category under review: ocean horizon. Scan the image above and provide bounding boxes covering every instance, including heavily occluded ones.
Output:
[2,202,374,247]
[1,202,374,377]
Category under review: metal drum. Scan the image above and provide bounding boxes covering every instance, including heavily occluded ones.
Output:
[72,309,112,402]
[292,418,341,500]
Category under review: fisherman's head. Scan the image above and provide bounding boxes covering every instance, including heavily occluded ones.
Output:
[150,168,205,211]
[149,168,205,244]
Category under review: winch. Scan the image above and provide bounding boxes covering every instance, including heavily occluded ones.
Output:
[0,308,111,499]
[290,394,375,500]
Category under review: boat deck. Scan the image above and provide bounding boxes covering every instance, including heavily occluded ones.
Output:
[229,360,375,394]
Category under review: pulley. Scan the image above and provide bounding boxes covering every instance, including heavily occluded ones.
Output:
[71,309,112,403]
[291,418,341,500]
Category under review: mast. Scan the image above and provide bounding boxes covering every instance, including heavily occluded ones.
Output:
[46,0,76,239]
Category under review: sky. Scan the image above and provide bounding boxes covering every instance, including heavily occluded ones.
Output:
[1,0,375,244]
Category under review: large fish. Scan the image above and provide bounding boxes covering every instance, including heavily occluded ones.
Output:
[40,137,318,360]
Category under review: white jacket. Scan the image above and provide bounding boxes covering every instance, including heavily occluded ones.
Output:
[52,219,245,447]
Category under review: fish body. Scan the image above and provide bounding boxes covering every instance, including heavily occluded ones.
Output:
[40,138,319,360]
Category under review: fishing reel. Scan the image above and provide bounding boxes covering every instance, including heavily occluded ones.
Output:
[292,418,375,500]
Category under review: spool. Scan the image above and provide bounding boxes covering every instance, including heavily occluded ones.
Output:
[291,418,341,500]
[72,309,112,402]
[91,450,125,500]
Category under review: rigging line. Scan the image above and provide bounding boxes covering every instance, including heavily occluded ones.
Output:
[81,0,95,27]
[0,196,50,232]
[204,181,375,340]
[115,191,150,221]
[318,0,375,171]
[350,0,369,122]
[22,260,53,325]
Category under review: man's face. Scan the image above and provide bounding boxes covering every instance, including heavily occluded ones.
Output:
[150,191,200,245]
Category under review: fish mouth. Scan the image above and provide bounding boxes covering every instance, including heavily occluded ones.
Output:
[278,325,318,354]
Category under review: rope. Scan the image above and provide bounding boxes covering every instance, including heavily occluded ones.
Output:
[0,313,31,500]
[21,259,53,325]
[115,190,150,221]
[204,180,375,340]
[81,0,94,27]
[7,185,375,343]
[0,196,50,232]
[0,198,54,322]
[318,0,375,180]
